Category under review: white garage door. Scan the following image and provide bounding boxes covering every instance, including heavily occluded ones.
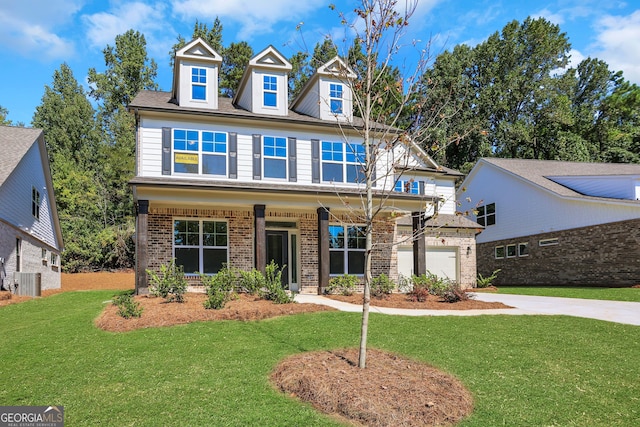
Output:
[397,246,458,282]
[426,247,458,281]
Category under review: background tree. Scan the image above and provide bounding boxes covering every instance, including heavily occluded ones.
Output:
[0,105,25,127]
[32,63,104,271]
[221,41,254,97]
[170,18,224,68]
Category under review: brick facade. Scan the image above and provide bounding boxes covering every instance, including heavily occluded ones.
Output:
[478,218,640,286]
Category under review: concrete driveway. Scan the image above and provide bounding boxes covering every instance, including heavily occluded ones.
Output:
[296,293,640,326]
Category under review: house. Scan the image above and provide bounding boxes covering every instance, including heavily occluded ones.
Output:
[0,126,64,294]
[457,157,640,286]
[129,38,477,294]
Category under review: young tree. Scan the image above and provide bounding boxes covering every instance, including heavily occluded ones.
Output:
[328,0,445,368]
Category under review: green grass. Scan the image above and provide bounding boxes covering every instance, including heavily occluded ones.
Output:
[498,286,640,302]
[1,291,639,426]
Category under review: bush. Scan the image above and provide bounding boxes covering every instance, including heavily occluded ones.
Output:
[370,274,395,298]
[146,259,188,302]
[327,274,357,296]
[112,291,143,319]
[477,269,501,288]
[200,265,237,310]
[408,272,447,301]
[438,282,471,303]
[260,261,294,304]
[237,269,266,295]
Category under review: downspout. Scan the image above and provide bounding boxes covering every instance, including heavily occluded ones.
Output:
[0,257,5,291]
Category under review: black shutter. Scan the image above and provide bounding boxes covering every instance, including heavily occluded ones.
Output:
[288,137,297,182]
[311,139,320,183]
[228,132,237,179]
[253,134,262,180]
[162,127,171,175]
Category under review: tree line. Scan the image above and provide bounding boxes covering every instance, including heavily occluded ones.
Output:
[1,15,638,271]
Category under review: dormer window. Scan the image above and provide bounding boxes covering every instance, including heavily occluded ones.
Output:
[191,67,207,100]
[329,83,343,114]
[263,75,278,107]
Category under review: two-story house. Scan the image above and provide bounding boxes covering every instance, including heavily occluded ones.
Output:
[457,158,640,286]
[0,126,64,295]
[129,38,477,294]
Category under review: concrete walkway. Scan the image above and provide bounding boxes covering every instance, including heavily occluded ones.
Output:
[295,293,640,326]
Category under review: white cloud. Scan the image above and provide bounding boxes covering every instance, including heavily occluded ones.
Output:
[82,2,169,48]
[171,0,326,40]
[0,0,82,60]
[532,8,565,26]
[592,10,640,83]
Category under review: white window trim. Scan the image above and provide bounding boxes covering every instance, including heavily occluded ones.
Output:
[506,244,517,258]
[518,242,529,257]
[329,83,343,114]
[539,238,559,247]
[494,245,505,259]
[321,141,365,184]
[263,135,288,180]
[191,67,207,102]
[329,224,366,276]
[263,75,278,108]
[173,218,229,275]
[172,129,228,176]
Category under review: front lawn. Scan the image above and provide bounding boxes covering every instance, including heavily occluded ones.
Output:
[1,291,638,426]
[498,286,640,302]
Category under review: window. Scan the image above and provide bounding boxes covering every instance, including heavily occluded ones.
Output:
[173,129,227,175]
[42,248,47,261]
[16,238,21,272]
[329,225,366,275]
[539,238,559,247]
[191,67,207,100]
[477,203,495,226]
[321,141,365,183]
[329,83,343,114]
[494,246,505,259]
[32,187,40,220]
[518,242,529,257]
[51,252,58,266]
[263,136,287,179]
[174,219,228,275]
[263,75,277,107]
[506,244,516,258]
[394,180,419,194]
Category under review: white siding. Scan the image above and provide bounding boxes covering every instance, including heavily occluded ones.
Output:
[318,77,352,122]
[459,164,640,244]
[177,60,219,110]
[0,144,58,249]
[293,80,320,118]
[549,175,639,200]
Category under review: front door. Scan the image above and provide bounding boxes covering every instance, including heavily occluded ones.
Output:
[266,230,289,288]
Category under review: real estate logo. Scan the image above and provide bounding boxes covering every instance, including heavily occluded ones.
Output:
[0,406,64,427]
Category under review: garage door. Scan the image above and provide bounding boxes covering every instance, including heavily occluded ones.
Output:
[397,246,458,282]
[426,247,458,281]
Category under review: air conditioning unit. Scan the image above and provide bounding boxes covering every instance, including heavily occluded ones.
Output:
[14,273,42,297]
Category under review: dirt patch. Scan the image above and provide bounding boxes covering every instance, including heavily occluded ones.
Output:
[61,271,135,291]
[326,292,511,310]
[271,348,474,426]
[95,293,336,332]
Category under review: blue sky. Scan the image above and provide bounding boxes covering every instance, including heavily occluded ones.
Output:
[1,0,639,126]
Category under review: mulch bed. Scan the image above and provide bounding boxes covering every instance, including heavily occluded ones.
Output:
[271,348,474,426]
[95,293,336,332]
[325,292,511,310]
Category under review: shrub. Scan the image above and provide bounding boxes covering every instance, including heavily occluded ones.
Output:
[112,291,143,319]
[146,259,188,302]
[407,275,430,302]
[327,274,357,296]
[260,261,294,304]
[477,269,501,288]
[370,274,395,298]
[397,274,413,293]
[237,269,266,295]
[438,282,471,303]
[200,265,237,310]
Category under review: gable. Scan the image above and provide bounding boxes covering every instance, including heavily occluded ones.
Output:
[175,38,223,62]
[249,46,292,71]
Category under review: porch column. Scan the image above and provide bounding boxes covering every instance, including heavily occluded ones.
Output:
[412,212,426,276]
[317,207,330,294]
[135,200,149,295]
[254,204,266,273]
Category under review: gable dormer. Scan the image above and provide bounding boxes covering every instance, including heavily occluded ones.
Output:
[172,38,222,110]
[291,56,356,122]
[234,46,292,116]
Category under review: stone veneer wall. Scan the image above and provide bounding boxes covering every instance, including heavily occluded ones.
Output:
[477,218,640,286]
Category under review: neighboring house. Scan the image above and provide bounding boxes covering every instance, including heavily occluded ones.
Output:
[129,38,477,294]
[0,126,64,294]
[457,158,640,286]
